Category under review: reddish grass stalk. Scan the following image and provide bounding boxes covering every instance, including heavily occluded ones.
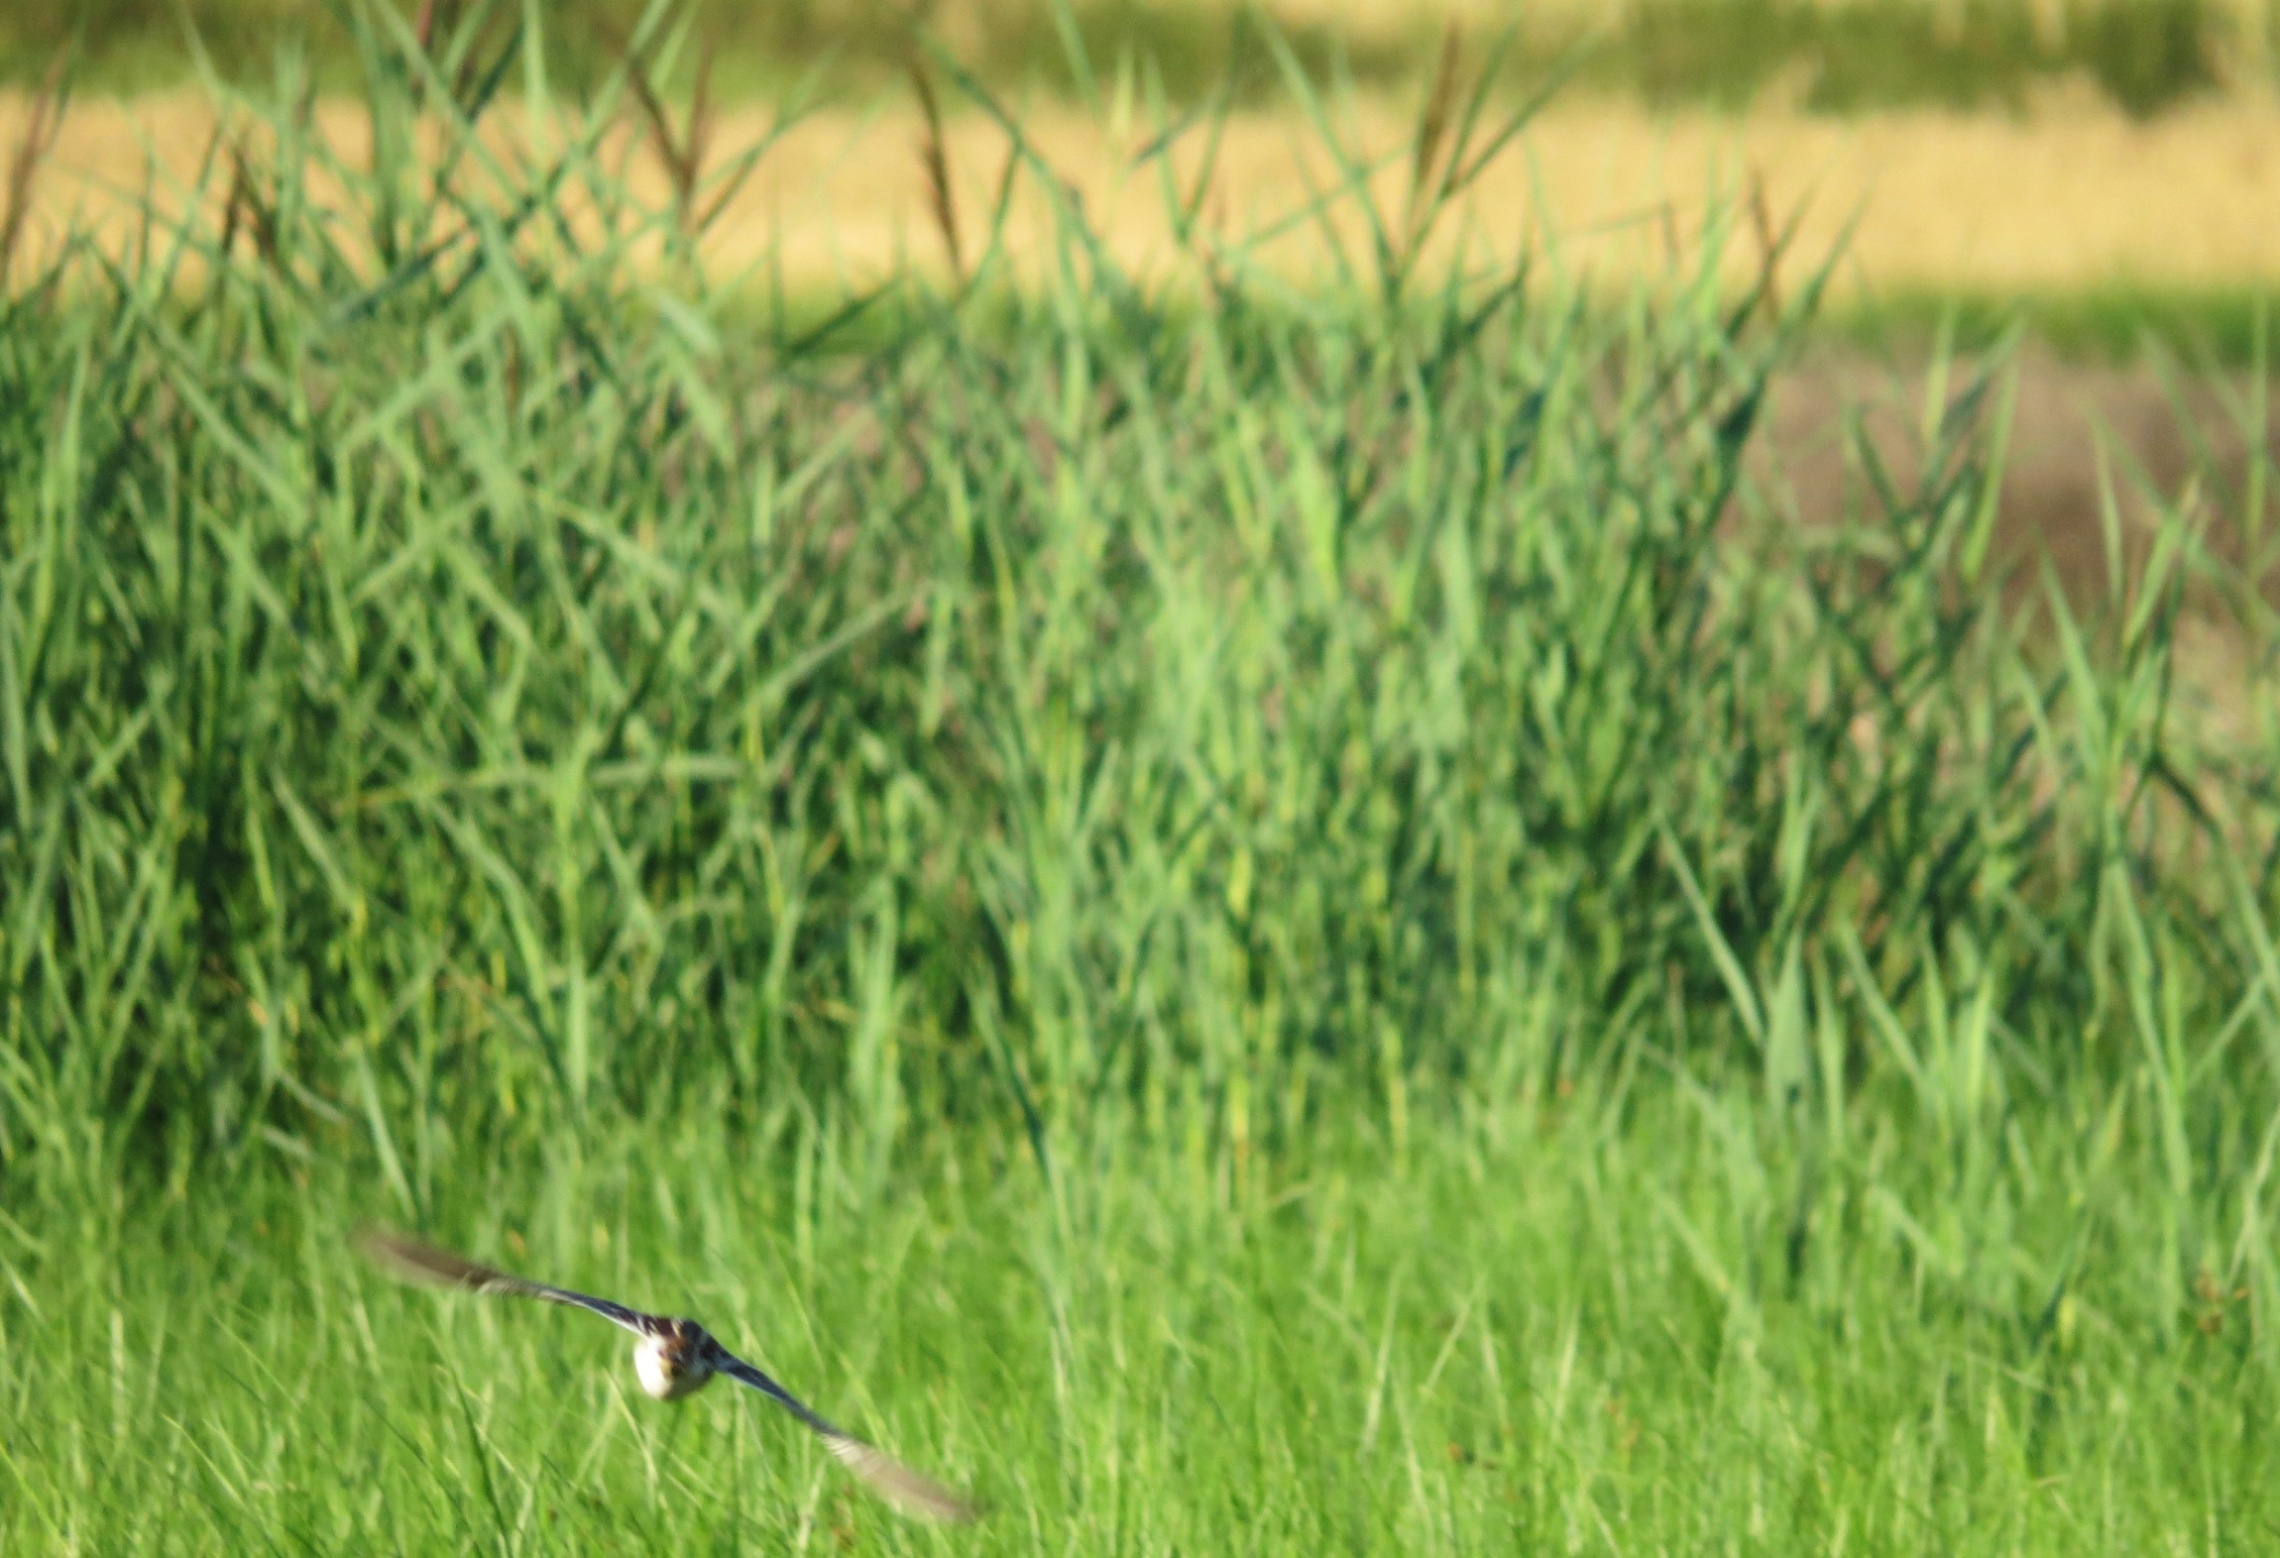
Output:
[0,49,72,287]
[911,62,963,280]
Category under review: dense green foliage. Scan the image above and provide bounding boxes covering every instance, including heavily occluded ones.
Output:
[2,0,2261,117]
[2,10,2279,1550]
[3,0,2272,1198]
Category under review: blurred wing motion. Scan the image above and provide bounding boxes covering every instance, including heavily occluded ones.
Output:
[355,1227,665,1338]
[714,1354,980,1524]
[355,1226,980,1524]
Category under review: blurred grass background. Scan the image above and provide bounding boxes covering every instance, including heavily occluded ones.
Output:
[6,0,2278,116]
[10,0,2280,369]
[12,85,2280,355]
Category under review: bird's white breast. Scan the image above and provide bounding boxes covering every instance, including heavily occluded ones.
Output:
[633,1334,712,1400]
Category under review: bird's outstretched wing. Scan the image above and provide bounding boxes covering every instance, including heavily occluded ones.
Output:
[356,1228,668,1340]
[712,1351,979,1524]
[358,1227,979,1524]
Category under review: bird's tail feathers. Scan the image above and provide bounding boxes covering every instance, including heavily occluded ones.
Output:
[821,1434,980,1524]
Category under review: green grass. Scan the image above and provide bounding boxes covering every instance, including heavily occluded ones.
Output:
[12,1082,2280,1552]
[1833,286,2280,371]
[2,5,2278,1550]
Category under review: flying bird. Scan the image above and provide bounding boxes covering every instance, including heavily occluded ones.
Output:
[357,1228,977,1524]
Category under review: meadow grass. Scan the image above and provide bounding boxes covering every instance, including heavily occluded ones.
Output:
[1,5,2278,1551]
[10,1081,2280,1553]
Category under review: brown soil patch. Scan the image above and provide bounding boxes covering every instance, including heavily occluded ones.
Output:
[1758,344,2277,738]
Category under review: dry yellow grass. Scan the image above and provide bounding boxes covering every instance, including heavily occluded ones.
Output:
[7,87,2280,297]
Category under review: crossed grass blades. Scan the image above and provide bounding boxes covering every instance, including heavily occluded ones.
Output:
[0,0,2277,1550]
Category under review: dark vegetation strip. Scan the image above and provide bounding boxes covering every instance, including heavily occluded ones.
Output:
[1837,287,2280,370]
[2,0,2258,118]
[732,286,2280,377]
